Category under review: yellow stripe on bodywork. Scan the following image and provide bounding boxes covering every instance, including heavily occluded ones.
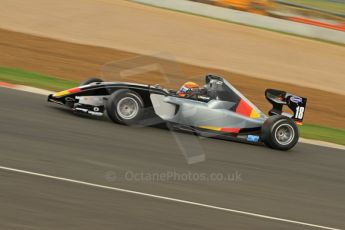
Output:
[53,90,70,97]
[199,126,221,131]
[250,109,260,119]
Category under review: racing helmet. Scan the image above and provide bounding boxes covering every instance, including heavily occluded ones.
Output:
[177,81,200,97]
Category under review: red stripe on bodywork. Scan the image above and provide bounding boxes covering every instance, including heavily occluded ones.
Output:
[68,87,81,93]
[220,128,240,133]
[236,99,252,117]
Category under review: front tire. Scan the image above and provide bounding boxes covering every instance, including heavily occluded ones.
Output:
[261,115,299,151]
[106,89,144,125]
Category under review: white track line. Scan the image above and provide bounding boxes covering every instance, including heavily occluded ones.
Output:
[0,82,54,95]
[0,165,341,230]
[299,138,345,151]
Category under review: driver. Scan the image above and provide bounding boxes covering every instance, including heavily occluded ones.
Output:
[176,81,200,98]
[176,81,210,101]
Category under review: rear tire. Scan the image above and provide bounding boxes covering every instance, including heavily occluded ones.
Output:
[261,115,299,151]
[80,77,103,86]
[106,89,144,125]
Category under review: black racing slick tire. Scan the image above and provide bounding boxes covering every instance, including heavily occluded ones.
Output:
[261,115,299,151]
[80,77,103,86]
[106,89,144,125]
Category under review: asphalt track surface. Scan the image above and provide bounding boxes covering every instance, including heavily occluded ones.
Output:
[0,87,344,230]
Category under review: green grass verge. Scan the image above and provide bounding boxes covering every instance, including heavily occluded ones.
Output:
[0,66,344,146]
[286,0,345,14]
[300,124,345,146]
[0,66,78,91]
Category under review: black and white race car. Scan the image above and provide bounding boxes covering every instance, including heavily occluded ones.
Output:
[48,74,307,150]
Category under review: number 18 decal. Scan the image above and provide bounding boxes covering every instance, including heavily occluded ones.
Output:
[295,106,305,119]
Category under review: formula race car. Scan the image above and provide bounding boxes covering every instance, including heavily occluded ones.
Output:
[48,74,307,150]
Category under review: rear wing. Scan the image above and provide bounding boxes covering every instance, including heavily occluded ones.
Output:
[265,89,307,124]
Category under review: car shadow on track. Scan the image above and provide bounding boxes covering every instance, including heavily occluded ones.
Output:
[47,105,290,153]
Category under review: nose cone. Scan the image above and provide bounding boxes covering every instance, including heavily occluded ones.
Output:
[53,87,81,97]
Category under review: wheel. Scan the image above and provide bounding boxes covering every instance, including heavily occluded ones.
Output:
[261,115,299,151]
[106,89,144,125]
[80,77,103,86]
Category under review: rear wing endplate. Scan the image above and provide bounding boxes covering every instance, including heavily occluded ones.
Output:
[265,89,307,124]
